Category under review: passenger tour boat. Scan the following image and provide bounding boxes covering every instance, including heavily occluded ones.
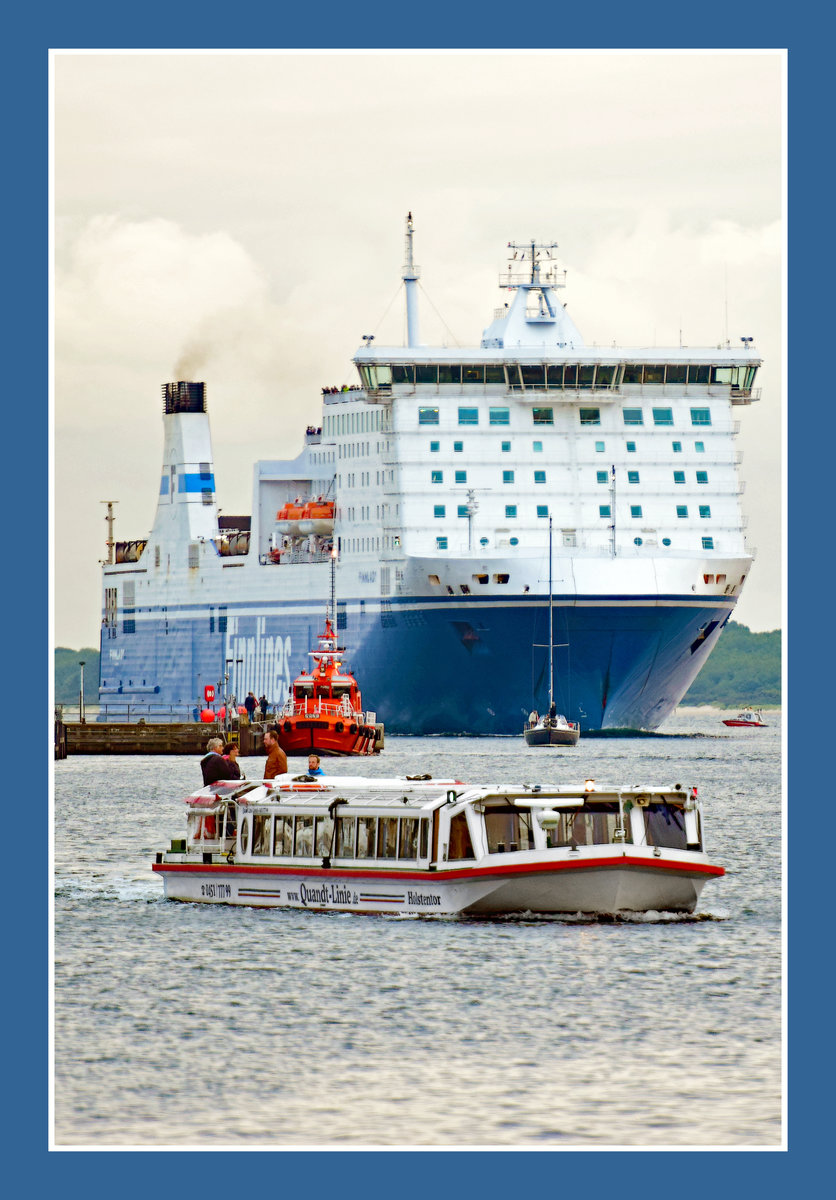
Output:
[153,773,724,915]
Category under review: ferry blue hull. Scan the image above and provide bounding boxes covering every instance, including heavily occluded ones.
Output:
[99,595,731,733]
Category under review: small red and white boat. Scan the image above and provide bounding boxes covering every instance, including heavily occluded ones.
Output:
[153,775,724,915]
[274,618,381,756]
[722,708,767,727]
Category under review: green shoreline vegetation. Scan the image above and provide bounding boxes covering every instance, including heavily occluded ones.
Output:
[54,622,781,711]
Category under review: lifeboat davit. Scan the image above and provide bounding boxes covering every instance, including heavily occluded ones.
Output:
[274,618,381,757]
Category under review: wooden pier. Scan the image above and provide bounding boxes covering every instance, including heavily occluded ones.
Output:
[54,720,384,758]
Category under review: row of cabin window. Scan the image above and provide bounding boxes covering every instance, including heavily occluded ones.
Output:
[429,439,708,456]
[428,468,711,486]
[435,535,717,550]
[245,812,429,860]
[418,407,713,427]
[372,363,748,387]
[433,503,712,521]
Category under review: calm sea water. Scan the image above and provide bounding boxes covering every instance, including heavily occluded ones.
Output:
[53,707,782,1148]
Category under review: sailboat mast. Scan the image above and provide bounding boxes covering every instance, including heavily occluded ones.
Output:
[548,516,554,709]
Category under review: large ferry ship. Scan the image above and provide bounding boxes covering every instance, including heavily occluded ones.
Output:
[99,216,761,734]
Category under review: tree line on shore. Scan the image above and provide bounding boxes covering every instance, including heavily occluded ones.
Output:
[54,621,781,710]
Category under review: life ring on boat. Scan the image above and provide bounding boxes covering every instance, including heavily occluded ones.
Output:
[335,721,344,733]
[349,723,358,735]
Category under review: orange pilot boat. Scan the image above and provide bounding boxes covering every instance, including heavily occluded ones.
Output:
[275,618,381,756]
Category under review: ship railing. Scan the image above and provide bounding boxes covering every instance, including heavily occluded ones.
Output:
[259,550,333,565]
[57,703,204,723]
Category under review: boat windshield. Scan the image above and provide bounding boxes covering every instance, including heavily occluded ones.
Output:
[483,806,535,853]
[543,804,629,847]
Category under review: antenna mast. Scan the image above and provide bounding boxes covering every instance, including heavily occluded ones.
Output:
[403,212,421,347]
[101,500,118,565]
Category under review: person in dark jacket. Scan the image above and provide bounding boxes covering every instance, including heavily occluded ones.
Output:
[201,737,232,785]
[223,741,243,779]
[259,694,268,719]
[244,692,257,722]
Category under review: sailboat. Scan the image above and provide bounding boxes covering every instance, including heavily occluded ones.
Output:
[524,518,580,748]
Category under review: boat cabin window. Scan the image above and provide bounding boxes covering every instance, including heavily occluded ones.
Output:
[543,804,630,847]
[331,683,353,698]
[274,816,293,855]
[315,815,333,856]
[640,804,687,850]
[294,816,314,856]
[335,816,356,857]
[356,817,376,858]
[448,812,475,860]
[252,815,272,855]
[295,682,314,699]
[399,818,419,860]
[377,817,399,859]
[484,806,535,853]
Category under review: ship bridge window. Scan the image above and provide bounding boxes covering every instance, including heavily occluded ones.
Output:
[578,365,596,387]
[415,365,438,384]
[640,804,687,850]
[521,366,546,388]
[448,812,475,860]
[690,408,712,426]
[392,365,414,384]
[485,365,506,384]
[484,806,534,853]
[439,365,462,384]
[532,408,554,425]
[666,365,687,384]
[463,365,484,383]
[295,681,314,699]
[363,364,393,389]
[688,365,710,384]
[643,365,665,384]
[562,365,577,387]
[419,407,439,425]
[596,365,616,386]
[579,408,600,425]
[544,804,630,847]
[622,365,643,384]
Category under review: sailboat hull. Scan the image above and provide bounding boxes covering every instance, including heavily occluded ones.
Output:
[524,725,580,747]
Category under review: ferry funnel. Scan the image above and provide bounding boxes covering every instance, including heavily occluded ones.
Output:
[150,380,219,548]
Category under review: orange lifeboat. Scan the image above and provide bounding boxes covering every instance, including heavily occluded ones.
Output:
[275,500,306,536]
[298,498,335,535]
[274,618,381,757]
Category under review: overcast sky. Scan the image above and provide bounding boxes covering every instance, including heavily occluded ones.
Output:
[52,50,783,649]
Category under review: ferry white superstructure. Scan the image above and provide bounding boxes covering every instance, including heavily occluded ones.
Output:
[99,216,761,733]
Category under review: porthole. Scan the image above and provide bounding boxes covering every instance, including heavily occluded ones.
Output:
[634,537,643,546]
[509,537,519,546]
[662,538,672,547]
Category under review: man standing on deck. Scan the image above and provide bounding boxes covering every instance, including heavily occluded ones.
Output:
[263,729,288,779]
